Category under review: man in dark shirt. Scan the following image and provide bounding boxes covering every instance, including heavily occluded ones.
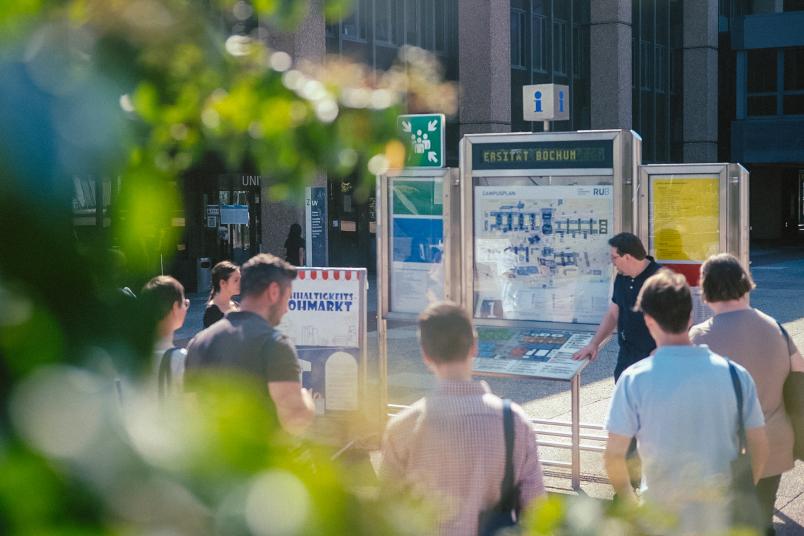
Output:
[572,233,661,381]
[186,254,314,434]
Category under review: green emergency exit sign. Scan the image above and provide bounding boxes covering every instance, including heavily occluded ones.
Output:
[397,113,445,168]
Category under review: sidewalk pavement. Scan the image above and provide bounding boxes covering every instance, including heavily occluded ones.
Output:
[172,245,804,533]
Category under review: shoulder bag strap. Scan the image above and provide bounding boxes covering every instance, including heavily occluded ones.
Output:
[499,399,516,510]
[776,320,793,372]
[728,362,747,453]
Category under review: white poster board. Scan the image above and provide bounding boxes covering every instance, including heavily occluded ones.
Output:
[279,268,365,413]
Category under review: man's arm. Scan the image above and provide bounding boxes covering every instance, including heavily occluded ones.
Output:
[604,432,638,504]
[573,303,619,361]
[268,381,315,435]
[745,426,769,484]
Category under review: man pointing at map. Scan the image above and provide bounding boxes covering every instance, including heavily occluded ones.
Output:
[572,233,661,381]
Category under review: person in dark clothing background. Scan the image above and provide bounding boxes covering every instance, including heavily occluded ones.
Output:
[186,254,314,435]
[571,232,661,489]
[572,232,661,380]
[203,261,240,328]
[284,223,305,267]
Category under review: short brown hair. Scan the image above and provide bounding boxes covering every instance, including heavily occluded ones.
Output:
[240,254,297,298]
[141,275,185,319]
[700,254,755,303]
[635,270,691,334]
[418,302,476,363]
[608,232,647,260]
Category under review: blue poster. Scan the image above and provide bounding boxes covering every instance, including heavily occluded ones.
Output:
[296,346,360,413]
[305,187,328,266]
[392,218,444,263]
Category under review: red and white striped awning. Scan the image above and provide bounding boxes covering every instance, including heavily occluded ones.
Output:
[296,269,362,281]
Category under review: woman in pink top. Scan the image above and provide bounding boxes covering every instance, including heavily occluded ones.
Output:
[690,254,804,536]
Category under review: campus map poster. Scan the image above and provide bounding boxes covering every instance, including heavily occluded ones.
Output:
[473,183,613,323]
[389,177,445,314]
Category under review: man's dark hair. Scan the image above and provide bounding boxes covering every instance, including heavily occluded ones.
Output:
[608,232,647,260]
[635,269,691,334]
[240,254,297,298]
[418,301,476,363]
[141,275,185,319]
[700,253,755,303]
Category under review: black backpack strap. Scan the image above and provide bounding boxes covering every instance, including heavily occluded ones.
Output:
[158,347,177,400]
[499,399,517,511]
[777,320,790,345]
[728,362,747,452]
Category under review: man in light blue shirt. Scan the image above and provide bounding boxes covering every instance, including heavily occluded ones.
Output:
[604,270,768,534]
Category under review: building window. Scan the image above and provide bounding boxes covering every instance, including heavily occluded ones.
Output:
[342,0,368,41]
[655,44,667,93]
[532,14,547,73]
[747,48,777,116]
[374,0,394,44]
[434,0,447,53]
[632,0,681,163]
[511,9,526,68]
[421,1,447,53]
[784,47,804,114]
[573,23,588,79]
[746,0,776,13]
[510,0,591,132]
[552,18,568,75]
[785,0,804,11]
[639,40,653,89]
[405,0,419,45]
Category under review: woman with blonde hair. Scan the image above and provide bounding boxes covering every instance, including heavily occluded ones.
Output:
[203,260,240,328]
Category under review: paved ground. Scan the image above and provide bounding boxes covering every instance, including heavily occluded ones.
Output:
[175,243,804,533]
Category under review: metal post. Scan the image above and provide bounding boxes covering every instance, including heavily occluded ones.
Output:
[571,373,581,491]
[379,317,389,424]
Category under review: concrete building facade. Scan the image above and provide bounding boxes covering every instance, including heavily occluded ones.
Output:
[73,0,804,289]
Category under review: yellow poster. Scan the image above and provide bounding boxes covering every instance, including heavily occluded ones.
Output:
[650,176,719,262]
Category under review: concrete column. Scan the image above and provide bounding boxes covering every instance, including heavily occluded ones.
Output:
[590,0,632,130]
[261,1,327,262]
[682,0,718,162]
[458,0,511,136]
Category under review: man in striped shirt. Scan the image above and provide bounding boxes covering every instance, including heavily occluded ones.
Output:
[379,302,546,535]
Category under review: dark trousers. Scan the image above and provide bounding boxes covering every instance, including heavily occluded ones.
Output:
[614,350,652,383]
[756,474,782,536]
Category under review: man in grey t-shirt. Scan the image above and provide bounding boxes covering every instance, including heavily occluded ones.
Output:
[186,254,314,435]
[604,270,768,534]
